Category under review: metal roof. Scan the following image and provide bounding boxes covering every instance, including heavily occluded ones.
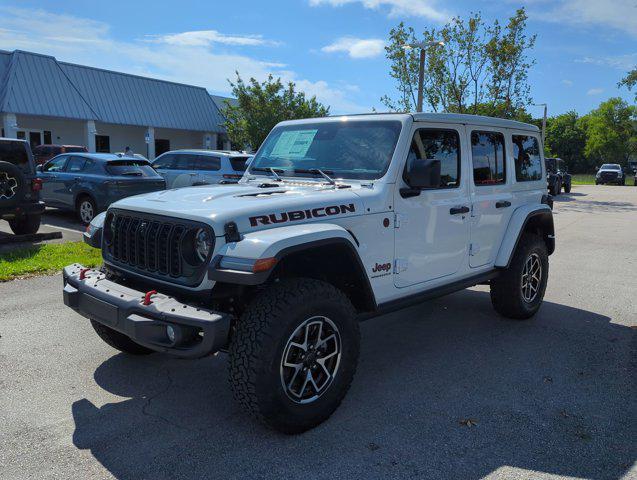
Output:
[210,95,239,113]
[0,50,226,133]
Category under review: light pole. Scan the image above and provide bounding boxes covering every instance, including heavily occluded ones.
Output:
[533,103,548,147]
[402,40,444,112]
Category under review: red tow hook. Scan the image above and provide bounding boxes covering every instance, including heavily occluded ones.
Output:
[79,268,91,280]
[142,290,158,306]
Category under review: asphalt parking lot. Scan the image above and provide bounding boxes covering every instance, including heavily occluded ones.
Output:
[0,208,83,251]
[1,185,635,480]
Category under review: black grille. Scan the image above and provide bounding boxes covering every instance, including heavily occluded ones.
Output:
[104,210,212,285]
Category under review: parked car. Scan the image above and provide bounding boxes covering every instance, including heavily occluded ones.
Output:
[37,153,165,224]
[595,163,625,185]
[0,137,44,234]
[65,112,554,433]
[545,157,571,195]
[152,150,252,188]
[32,144,88,165]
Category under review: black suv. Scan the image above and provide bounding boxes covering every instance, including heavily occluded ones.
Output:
[545,157,572,195]
[0,138,45,234]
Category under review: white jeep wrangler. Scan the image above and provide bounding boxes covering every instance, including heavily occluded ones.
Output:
[63,113,554,433]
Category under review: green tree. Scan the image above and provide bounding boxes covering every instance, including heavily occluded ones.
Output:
[381,8,535,120]
[543,111,588,172]
[618,67,637,102]
[223,73,329,150]
[581,97,637,167]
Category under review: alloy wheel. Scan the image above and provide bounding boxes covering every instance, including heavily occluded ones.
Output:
[521,253,542,303]
[80,200,94,223]
[0,172,18,200]
[280,316,342,404]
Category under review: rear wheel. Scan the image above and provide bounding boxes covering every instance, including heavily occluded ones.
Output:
[77,195,97,225]
[563,182,571,193]
[490,234,548,320]
[90,320,154,355]
[9,214,41,235]
[228,277,359,434]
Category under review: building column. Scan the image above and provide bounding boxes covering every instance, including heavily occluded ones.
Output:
[85,120,97,152]
[2,113,17,138]
[146,127,155,160]
[203,132,218,150]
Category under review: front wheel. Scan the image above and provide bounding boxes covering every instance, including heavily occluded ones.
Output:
[228,278,359,434]
[9,214,41,235]
[490,234,549,320]
[563,182,571,193]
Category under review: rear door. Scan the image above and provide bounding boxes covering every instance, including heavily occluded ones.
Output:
[40,155,69,206]
[468,128,514,268]
[393,123,471,287]
[194,154,222,184]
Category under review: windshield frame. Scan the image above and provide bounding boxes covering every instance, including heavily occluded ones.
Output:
[247,119,404,181]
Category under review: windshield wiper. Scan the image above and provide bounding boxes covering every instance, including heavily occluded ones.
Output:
[293,168,336,185]
[250,167,284,181]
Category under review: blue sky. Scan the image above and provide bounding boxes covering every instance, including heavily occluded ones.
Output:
[0,0,635,117]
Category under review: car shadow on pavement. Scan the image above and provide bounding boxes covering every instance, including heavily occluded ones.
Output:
[71,289,636,480]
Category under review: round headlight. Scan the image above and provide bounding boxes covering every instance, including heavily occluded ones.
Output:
[194,228,213,262]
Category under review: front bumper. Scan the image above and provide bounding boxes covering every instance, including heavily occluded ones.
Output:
[63,264,230,358]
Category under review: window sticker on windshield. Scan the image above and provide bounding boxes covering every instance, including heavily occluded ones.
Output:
[270,130,317,158]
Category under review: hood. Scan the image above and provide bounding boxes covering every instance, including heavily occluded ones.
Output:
[110,181,365,236]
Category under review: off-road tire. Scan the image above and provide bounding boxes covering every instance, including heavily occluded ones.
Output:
[90,320,154,355]
[228,277,359,434]
[77,195,97,225]
[549,182,558,196]
[490,233,548,320]
[9,214,41,235]
[563,182,571,193]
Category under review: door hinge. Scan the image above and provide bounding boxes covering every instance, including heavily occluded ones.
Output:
[469,243,480,256]
[394,213,407,228]
[394,258,408,273]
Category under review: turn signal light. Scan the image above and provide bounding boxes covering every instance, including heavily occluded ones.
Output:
[252,257,277,273]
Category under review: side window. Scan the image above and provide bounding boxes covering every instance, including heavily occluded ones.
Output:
[173,154,193,170]
[153,153,176,170]
[405,129,460,188]
[192,155,221,171]
[512,135,543,182]
[471,131,506,185]
[67,156,87,173]
[44,156,68,172]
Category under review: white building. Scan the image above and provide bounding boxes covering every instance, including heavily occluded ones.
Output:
[0,50,233,160]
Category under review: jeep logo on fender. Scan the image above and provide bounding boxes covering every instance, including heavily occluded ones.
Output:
[372,262,391,273]
[249,203,356,227]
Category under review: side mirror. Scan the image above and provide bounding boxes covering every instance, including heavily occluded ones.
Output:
[401,158,441,197]
[36,165,43,172]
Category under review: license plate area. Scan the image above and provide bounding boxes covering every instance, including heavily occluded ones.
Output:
[79,293,119,327]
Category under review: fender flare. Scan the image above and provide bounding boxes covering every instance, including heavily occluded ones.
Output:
[494,204,554,268]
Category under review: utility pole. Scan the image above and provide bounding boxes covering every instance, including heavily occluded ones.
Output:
[402,40,445,113]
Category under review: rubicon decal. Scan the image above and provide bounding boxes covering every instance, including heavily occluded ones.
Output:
[249,204,356,227]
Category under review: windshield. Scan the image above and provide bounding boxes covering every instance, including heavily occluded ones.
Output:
[601,164,621,170]
[106,160,157,177]
[249,120,402,180]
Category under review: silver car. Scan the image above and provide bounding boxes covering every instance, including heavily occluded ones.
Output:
[152,150,251,188]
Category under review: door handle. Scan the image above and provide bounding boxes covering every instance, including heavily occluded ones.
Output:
[449,206,470,215]
[495,200,511,209]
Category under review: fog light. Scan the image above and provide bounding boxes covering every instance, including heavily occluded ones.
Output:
[166,325,176,343]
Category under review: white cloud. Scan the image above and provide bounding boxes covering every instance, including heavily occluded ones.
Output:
[575,53,637,70]
[309,0,451,22]
[148,30,280,47]
[587,87,604,95]
[0,6,366,114]
[561,79,573,86]
[321,37,385,58]
[532,0,637,37]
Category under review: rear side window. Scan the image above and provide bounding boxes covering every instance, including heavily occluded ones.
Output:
[0,140,31,172]
[405,129,461,188]
[512,135,543,182]
[229,156,250,172]
[106,160,157,177]
[471,131,506,185]
[192,155,221,171]
[67,156,87,173]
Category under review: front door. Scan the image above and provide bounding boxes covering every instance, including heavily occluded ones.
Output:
[393,124,470,288]
[468,129,514,268]
[40,155,69,206]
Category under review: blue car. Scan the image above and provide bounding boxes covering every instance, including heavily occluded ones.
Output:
[37,153,166,224]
